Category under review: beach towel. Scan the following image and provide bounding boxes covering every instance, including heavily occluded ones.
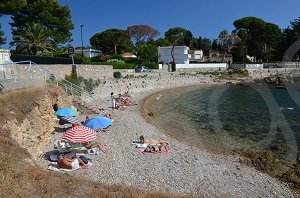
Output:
[47,162,80,172]
[47,161,92,172]
[141,147,171,154]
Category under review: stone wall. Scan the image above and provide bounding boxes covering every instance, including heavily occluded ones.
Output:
[44,64,114,80]
[1,64,114,81]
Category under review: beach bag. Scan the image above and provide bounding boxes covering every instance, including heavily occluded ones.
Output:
[79,156,90,164]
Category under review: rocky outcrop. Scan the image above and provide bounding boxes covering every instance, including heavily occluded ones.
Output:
[3,87,72,159]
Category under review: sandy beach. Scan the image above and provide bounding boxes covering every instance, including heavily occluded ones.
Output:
[38,74,296,197]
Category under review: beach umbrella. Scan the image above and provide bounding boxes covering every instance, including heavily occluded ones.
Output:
[83,117,112,130]
[62,126,97,143]
[55,108,77,117]
[60,116,80,124]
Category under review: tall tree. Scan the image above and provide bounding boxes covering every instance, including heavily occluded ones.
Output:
[212,39,218,50]
[277,17,300,60]
[90,29,132,54]
[0,0,28,46]
[10,0,73,45]
[197,37,211,54]
[164,27,193,71]
[154,38,170,47]
[127,25,159,46]
[233,17,282,61]
[10,23,55,55]
[0,23,6,46]
[136,43,157,61]
[218,29,240,60]
[164,27,193,46]
[0,0,27,15]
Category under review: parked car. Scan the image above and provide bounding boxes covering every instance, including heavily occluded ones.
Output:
[135,66,151,73]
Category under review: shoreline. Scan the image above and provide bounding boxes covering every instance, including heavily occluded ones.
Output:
[139,84,236,156]
[38,79,295,197]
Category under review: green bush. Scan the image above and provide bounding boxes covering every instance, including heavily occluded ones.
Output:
[113,71,122,79]
[109,54,124,60]
[84,78,94,92]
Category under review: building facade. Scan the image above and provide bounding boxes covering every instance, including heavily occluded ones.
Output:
[75,49,102,58]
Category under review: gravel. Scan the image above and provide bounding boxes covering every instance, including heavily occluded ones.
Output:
[37,75,296,197]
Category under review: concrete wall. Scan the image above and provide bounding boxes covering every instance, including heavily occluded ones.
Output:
[159,63,228,70]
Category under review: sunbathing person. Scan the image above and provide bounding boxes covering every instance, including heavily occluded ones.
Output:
[122,98,135,106]
[139,135,168,145]
[85,141,107,153]
[57,155,87,170]
[143,143,169,153]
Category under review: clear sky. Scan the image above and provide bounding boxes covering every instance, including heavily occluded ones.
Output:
[1,0,300,49]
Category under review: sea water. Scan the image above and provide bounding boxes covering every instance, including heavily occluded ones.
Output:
[148,84,300,162]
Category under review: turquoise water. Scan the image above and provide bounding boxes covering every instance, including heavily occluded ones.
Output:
[149,84,300,161]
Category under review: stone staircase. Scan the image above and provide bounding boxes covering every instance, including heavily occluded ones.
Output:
[0,60,101,114]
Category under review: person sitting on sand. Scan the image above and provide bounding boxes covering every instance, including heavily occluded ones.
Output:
[57,155,87,170]
[85,141,107,153]
[143,142,169,153]
[139,135,168,145]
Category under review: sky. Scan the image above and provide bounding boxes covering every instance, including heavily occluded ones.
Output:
[1,0,300,49]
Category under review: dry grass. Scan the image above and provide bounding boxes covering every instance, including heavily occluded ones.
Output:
[0,85,188,198]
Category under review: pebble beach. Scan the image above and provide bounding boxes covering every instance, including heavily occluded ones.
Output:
[38,73,296,197]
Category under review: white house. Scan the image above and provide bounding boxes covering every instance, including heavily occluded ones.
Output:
[0,49,12,64]
[158,46,227,70]
[158,46,189,64]
[75,48,102,58]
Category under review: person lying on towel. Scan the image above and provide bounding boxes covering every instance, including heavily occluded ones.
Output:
[143,143,169,153]
[57,155,87,170]
[85,141,107,153]
[139,135,168,145]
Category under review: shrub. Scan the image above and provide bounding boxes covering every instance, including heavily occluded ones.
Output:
[84,78,94,92]
[99,55,110,62]
[109,54,124,60]
[113,71,122,79]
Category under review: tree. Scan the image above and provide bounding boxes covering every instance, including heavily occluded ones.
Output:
[277,17,300,60]
[218,29,240,61]
[0,0,27,15]
[136,43,157,61]
[90,29,132,55]
[0,0,28,46]
[233,17,282,61]
[164,27,193,46]
[0,23,6,46]
[154,38,170,47]
[127,25,159,47]
[10,0,73,45]
[10,23,56,55]
[212,39,218,50]
[197,37,211,54]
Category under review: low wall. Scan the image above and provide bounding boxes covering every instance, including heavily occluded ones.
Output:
[0,64,114,80]
[45,64,113,79]
[159,63,228,70]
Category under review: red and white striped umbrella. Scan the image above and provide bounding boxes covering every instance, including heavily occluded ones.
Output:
[62,126,97,143]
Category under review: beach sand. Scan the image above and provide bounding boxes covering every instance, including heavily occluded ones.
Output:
[38,75,296,197]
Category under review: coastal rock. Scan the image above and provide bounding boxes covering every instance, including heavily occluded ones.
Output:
[3,89,71,160]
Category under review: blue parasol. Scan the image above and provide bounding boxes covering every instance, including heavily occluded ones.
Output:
[55,108,77,117]
[83,117,112,130]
